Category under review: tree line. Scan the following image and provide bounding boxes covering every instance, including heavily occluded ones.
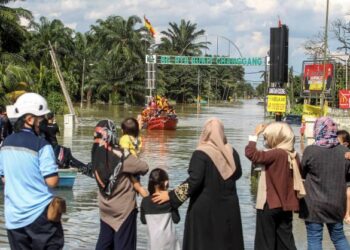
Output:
[0,0,254,113]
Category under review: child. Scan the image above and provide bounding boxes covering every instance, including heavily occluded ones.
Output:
[119,117,148,197]
[140,168,180,250]
[337,130,350,224]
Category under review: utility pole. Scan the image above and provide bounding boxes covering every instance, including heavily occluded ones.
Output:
[290,66,294,107]
[197,69,200,110]
[49,41,78,124]
[80,58,85,108]
[320,0,330,110]
[208,75,211,107]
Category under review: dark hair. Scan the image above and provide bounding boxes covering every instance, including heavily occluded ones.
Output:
[148,168,169,195]
[121,117,139,137]
[13,115,26,133]
[46,112,54,120]
[337,130,350,148]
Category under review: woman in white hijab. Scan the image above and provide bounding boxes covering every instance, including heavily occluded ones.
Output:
[152,118,244,250]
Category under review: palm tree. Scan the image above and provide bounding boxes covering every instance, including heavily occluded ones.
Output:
[159,19,210,56]
[0,0,32,53]
[89,15,147,104]
[24,17,75,69]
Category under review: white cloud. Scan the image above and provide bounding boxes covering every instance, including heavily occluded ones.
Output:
[60,0,86,11]
[66,22,77,30]
[7,0,350,75]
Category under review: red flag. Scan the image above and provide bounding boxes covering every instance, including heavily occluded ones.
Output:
[144,16,156,37]
[278,16,282,27]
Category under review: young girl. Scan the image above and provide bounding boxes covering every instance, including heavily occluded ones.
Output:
[119,117,148,197]
[337,130,350,224]
[140,168,180,250]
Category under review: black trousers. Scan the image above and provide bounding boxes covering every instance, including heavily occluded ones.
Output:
[7,207,64,250]
[255,204,296,250]
[96,209,137,250]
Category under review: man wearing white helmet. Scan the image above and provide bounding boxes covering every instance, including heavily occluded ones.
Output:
[0,93,64,249]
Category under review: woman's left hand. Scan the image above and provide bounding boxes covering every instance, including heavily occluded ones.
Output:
[152,191,170,204]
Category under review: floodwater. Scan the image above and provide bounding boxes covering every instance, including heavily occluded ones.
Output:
[0,100,349,249]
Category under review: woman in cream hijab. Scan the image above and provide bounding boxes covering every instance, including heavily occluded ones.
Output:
[153,118,244,250]
[245,122,304,250]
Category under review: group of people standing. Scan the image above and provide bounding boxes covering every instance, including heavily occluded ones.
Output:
[0,92,350,250]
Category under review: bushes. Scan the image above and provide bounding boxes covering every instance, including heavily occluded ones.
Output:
[46,91,65,114]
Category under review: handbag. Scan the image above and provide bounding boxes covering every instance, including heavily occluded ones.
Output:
[47,196,66,222]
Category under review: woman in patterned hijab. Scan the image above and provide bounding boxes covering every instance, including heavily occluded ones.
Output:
[313,116,339,148]
[92,119,122,197]
[300,116,350,249]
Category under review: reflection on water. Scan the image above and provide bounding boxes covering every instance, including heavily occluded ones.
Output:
[0,100,349,249]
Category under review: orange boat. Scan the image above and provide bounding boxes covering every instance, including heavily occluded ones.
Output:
[143,115,178,130]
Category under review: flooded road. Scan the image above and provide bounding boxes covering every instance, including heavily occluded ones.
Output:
[0,100,349,249]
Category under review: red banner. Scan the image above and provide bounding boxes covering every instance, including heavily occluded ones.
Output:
[339,90,350,109]
[303,63,334,93]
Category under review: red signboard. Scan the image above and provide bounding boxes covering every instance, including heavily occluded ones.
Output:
[339,90,350,109]
[303,63,334,93]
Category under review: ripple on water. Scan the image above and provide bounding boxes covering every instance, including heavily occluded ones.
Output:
[0,101,349,249]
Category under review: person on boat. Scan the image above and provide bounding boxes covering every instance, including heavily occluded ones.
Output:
[119,117,148,198]
[300,117,350,249]
[152,118,244,250]
[148,97,157,109]
[92,120,149,250]
[0,93,64,249]
[39,112,87,170]
[245,122,304,250]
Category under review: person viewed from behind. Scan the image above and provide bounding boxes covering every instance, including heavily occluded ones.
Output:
[245,122,304,250]
[39,112,87,170]
[92,120,148,250]
[42,112,60,147]
[0,93,63,249]
[300,117,350,250]
[152,118,244,250]
[338,130,350,224]
[0,106,13,144]
[119,117,148,198]
[140,168,180,250]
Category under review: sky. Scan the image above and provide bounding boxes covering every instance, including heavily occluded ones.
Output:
[9,0,350,86]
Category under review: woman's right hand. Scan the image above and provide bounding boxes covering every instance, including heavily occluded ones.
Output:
[255,124,266,136]
[152,191,170,204]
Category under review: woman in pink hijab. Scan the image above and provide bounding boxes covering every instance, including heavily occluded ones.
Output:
[152,118,244,250]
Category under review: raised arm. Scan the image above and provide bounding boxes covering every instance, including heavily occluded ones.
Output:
[245,139,277,167]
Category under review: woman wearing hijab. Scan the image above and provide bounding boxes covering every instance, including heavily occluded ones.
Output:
[92,120,149,250]
[300,117,350,250]
[245,122,304,250]
[152,118,244,250]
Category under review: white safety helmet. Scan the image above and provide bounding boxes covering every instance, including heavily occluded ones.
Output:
[6,92,51,119]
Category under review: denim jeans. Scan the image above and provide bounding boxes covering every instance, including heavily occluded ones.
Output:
[306,222,350,250]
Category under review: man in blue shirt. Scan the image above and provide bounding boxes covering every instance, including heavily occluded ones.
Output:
[0,93,64,249]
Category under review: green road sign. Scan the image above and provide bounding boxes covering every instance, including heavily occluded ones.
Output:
[146,55,263,66]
